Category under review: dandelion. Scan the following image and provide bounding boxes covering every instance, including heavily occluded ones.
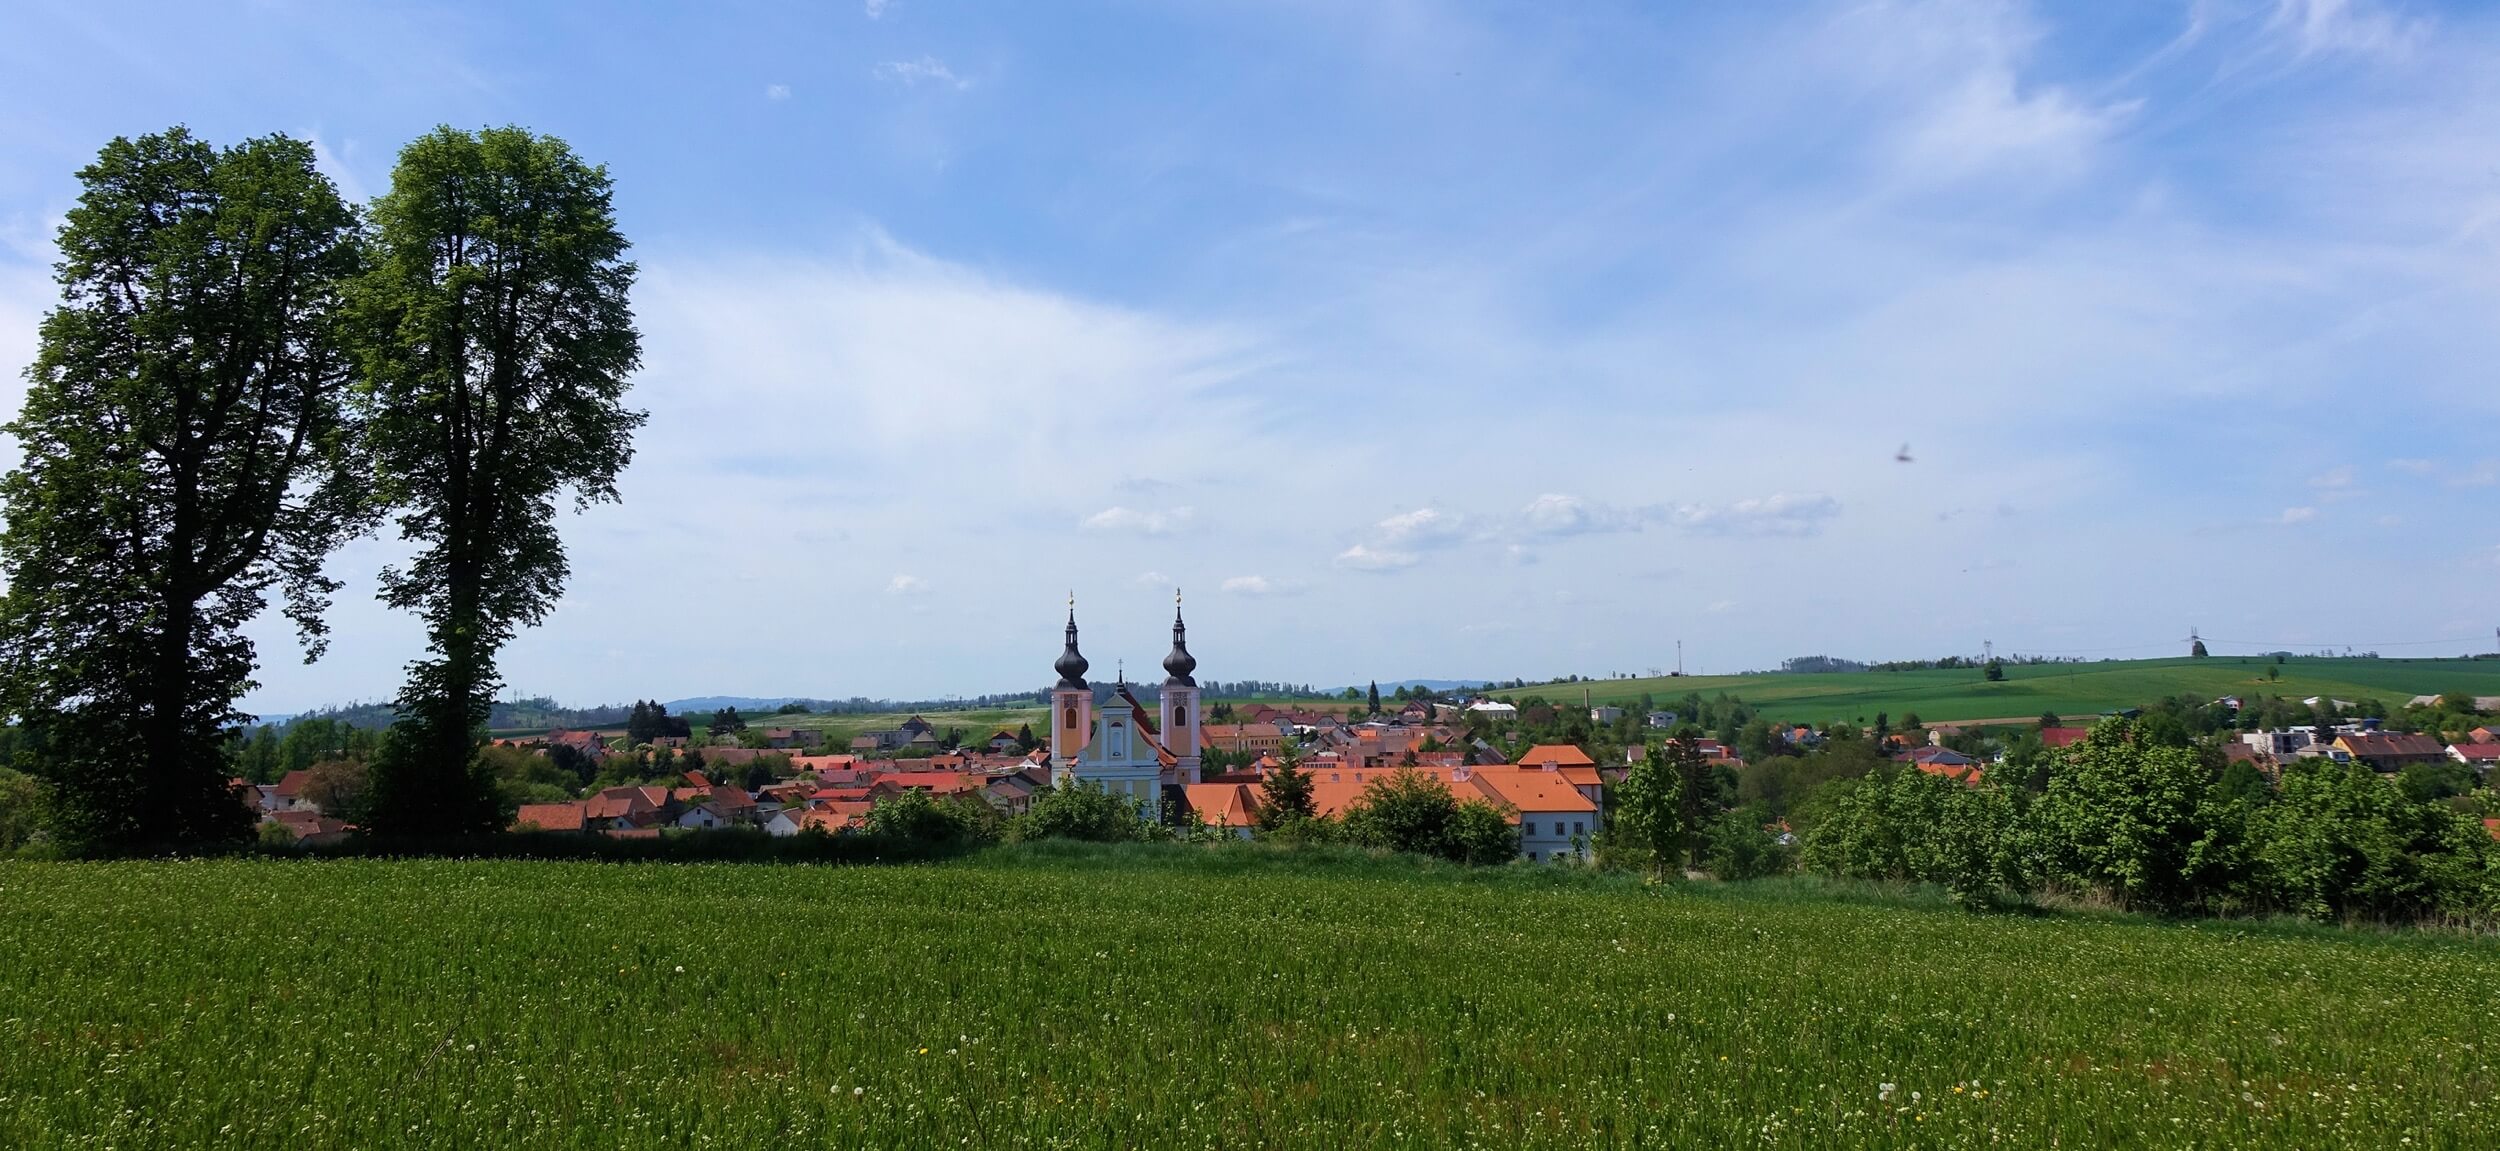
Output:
[1880,1083,1897,1102]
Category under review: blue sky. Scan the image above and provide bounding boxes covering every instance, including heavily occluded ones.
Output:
[3,0,2497,713]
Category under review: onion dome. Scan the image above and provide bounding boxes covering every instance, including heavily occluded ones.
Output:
[1054,605,1090,690]
[1162,593,1197,687]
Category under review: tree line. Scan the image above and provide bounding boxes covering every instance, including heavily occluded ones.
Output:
[0,125,642,854]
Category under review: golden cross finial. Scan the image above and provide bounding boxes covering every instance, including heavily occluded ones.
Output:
[1067,590,1075,610]
[1175,587,1182,606]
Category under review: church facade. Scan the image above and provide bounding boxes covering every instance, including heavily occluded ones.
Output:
[1049,596,1205,816]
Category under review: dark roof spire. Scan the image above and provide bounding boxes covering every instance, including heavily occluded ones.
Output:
[1162,588,1198,687]
[1054,595,1089,690]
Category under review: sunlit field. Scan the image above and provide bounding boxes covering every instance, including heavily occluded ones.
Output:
[1495,656,2500,727]
[2,846,2493,1148]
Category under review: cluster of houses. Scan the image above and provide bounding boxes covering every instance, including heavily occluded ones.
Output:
[1887,717,2500,787]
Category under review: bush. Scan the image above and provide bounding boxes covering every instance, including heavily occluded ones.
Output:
[1447,800,1519,866]
[1340,770,1461,859]
[863,789,1000,848]
[1009,780,1148,844]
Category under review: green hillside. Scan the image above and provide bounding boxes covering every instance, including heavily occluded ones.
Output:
[1490,656,2500,727]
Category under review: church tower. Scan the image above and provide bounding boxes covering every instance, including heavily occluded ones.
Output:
[1050,598,1091,766]
[1160,590,1203,785]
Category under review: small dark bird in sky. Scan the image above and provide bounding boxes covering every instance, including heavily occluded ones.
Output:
[1895,443,1914,463]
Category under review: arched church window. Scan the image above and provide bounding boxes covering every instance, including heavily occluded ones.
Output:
[1063,706,1075,730]
[1175,707,1187,726]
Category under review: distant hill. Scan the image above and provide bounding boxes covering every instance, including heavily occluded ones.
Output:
[1485,655,2500,728]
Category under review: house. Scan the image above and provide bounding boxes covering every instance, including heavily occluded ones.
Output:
[2486,818,2500,843]
[1465,700,1517,718]
[1467,768,1598,863]
[1180,783,1261,838]
[760,727,809,749]
[986,728,1024,754]
[546,729,608,761]
[266,809,351,846]
[2040,727,2092,749]
[2446,742,2500,773]
[2333,732,2448,772]
[2243,729,2313,758]
[267,770,317,813]
[1589,706,1623,725]
[982,772,1042,816]
[513,802,589,833]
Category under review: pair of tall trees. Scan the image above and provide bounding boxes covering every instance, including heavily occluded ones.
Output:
[0,126,643,852]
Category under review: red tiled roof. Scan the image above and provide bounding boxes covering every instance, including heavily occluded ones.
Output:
[272,769,313,797]
[2450,742,2500,761]
[1516,744,1596,769]
[2041,727,2091,748]
[514,803,588,832]
[1181,783,1261,828]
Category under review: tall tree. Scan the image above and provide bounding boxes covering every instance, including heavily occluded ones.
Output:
[1367,680,1381,715]
[352,127,644,837]
[0,129,363,852]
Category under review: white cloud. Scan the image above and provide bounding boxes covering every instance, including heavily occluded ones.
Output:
[1373,507,1472,548]
[2277,506,2318,525]
[2268,0,2422,60]
[766,84,792,101]
[1220,575,1299,597]
[1335,544,1418,571]
[1134,570,1170,587]
[863,0,891,18]
[876,55,969,90]
[2387,458,2437,475]
[887,574,927,595]
[1518,494,1654,537]
[2308,465,2354,489]
[1082,506,1195,535]
[1668,493,1843,537]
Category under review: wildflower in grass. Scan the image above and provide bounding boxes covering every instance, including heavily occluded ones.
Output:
[1880,1083,1897,1102]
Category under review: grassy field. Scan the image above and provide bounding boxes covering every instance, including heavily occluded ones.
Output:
[1491,656,2500,727]
[3,847,2494,1148]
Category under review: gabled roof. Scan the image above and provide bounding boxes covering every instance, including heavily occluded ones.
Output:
[514,803,588,832]
[2040,727,2092,748]
[1181,783,1261,828]
[2448,742,2500,761]
[1468,769,1596,815]
[272,769,313,797]
[1517,744,1596,768]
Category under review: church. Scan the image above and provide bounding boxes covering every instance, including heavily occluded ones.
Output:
[1049,595,1204,816]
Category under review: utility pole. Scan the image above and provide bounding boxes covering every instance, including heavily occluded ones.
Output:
[1676,640,1684,677]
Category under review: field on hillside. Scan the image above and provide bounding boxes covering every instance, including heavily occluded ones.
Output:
[1494,656,2500,727]
[3,849,2494,1148]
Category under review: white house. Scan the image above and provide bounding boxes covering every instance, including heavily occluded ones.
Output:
[1465,700,1518,718]
[1589,706,1623,724]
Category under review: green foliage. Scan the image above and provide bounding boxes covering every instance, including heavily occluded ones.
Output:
[1339,769,1463,858]
[0,767,45,854]
[1704,801,1794,881]
[1800,769,2025,905]
[862,788,1000,848]
[2248,761,2495,924]
[2032,719,2228,912]
[352,127,644,837]
[1255,754,1316,831]
[1009,780,1147,844]
[1446,799,1520,866]
[0,128,363,854]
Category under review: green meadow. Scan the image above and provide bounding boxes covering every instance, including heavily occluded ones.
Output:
[1491,656,2500,727]
[3,846,2493,1148]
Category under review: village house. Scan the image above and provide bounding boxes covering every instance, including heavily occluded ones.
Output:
[2333,732,2448,772]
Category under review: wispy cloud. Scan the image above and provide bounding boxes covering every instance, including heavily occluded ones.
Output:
[2267,0,2423,60]
[2277,506,2318,525]
[1082,506,1195,535]
[1668,494,1843,537]
[887,574,927,595]
[875,55,969,90]
[864,0,892,19]
[1220,575,1299,597]
[765,83,792,101]
[2308,465,2354,489]
[1335,544,1418,571]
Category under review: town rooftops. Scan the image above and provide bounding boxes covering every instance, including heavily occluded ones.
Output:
[1516,744,1596,768]
[514,803,589,832]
